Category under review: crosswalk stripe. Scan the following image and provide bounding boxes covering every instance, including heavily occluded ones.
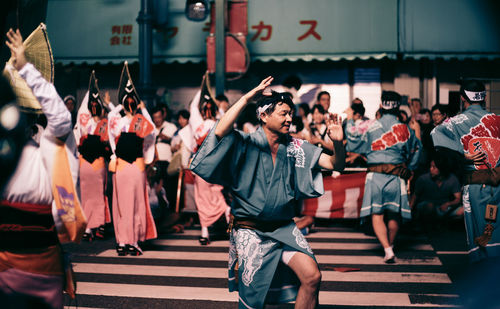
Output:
[97,250,442,265]
[151,238,434,251]
[73,263,451,283]
[75,282,458,307]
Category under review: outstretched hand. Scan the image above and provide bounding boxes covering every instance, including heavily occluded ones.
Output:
[245,76,273,101]
[326,113,344,142]
[5,28,27,71]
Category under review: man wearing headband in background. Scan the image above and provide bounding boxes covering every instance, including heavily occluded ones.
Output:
[431,80,500,263]
[357,91,421,263]
[191,76,345,309]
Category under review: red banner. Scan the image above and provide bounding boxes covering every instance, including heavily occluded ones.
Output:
[303,172,366,219]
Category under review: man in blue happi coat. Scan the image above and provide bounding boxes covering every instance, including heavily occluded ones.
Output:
[190,76,345,309]
[431,80,500,263]
[356,91,421,263]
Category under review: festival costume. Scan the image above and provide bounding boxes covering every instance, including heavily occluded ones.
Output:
[0,24,85,308]
[431,104,500,262]
[345,118,375,153]
[0,62,79,309]
[108,63,157,251]
[74,71,111,233]
[358,114,421,219]
[191,126,323,308]
[189,76,229,237]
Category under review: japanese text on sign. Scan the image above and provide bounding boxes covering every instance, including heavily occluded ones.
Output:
[110,24,133,46]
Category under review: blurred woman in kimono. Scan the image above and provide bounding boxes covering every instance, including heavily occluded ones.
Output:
[191,76,345,308]
[107,62,157,256]
[357,91,421,263]
[74,71,111,241]
[189,77,230,245]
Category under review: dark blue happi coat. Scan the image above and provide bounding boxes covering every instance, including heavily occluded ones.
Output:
[431,105,500,262]
[356,114,421,220]
[190,126,323,308]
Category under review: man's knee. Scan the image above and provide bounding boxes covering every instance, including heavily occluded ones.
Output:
[302,267,321,289]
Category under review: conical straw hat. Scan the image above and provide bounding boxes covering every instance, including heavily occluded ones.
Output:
[3,23,54,113]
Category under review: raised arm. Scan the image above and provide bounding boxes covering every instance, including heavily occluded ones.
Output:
[318,114,345,172]
[214,76,273,138]
[6,28,71,139]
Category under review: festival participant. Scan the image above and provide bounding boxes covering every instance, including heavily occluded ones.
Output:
[108,62,157,256]
[191,76,345,308]
[189,75,230,245]
[431,80,500,262]
[1,27,84,308]
[73,71,111,241]
[357,91,421,263]
[344,101,374,166]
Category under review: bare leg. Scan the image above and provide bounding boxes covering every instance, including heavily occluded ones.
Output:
[286,252,321,309]
[371,214,390,248]
[387,219,399,246]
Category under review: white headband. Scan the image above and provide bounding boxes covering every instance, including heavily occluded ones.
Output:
[381,100,400,110]
[464,90,486,102]
[257,104,272,120]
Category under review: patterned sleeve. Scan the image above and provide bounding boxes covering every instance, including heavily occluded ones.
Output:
[431,121,463,153]
[190,125,247,187]
[290,140,324,199]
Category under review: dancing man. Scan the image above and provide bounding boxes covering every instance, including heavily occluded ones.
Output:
[191,76,345,308]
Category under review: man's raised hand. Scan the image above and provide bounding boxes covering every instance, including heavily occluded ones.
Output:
[245,76,274,101]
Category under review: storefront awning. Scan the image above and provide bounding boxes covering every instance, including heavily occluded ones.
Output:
[45,0,500,65]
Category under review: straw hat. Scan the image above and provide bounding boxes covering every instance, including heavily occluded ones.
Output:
[2,23,54,113]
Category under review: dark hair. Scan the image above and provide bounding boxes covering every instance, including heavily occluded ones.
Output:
[460,79,486,104]
[352,97,363,104]
[420,108,431,117]
[351,103,365,117]
[398,110,409,123]
[381,91,401,115]
[298,103,310,116]
[317,91,330,101]
[215,94,228,102]
[256,91,294,122]
[282,75,302,91]
[177,109,190,120]
[151,106,164,116]
[431,104,447,116]
[411,98,422,104]
[291,116,304,133]
[311,104,325,115]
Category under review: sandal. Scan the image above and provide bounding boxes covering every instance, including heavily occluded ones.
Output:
[126,245,143,256]
[198,237,210,246]
[116,245,127,256]
[95,225,105,239]
[83,232,94,242]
